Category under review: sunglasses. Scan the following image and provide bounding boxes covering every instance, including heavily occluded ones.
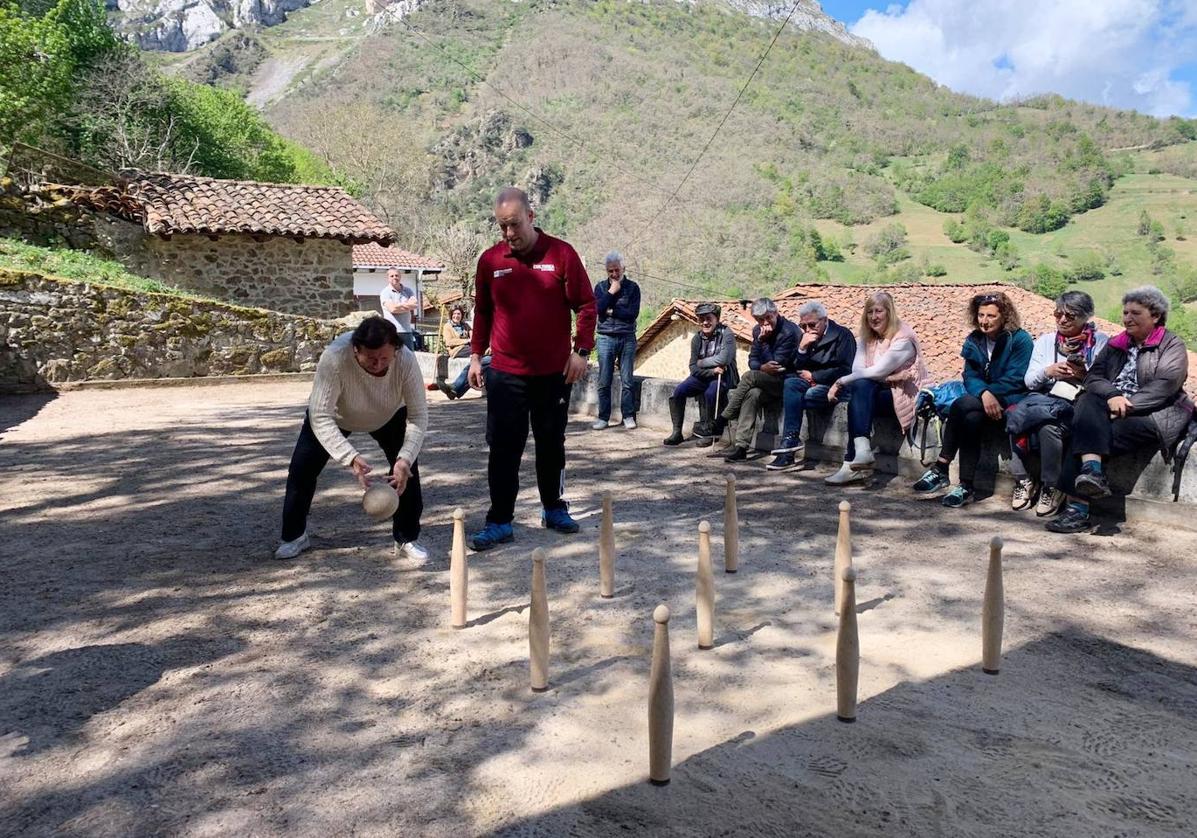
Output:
[1053,310,1080,321]
[799,320,824,331]
[976,294,1001,305]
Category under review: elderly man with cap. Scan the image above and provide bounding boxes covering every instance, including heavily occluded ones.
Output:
[664,302,740,446]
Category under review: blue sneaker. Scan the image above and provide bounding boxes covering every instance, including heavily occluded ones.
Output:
[468,521,514,551]
[541,506,580,534]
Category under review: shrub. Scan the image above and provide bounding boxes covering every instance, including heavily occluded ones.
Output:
[1066,251,1105,282]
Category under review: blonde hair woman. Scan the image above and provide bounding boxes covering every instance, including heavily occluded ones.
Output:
[825,291,931,484]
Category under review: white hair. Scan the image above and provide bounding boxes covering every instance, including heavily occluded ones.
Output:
[798,300,827,319]
[750,298,777,317]
[604,250,623,267]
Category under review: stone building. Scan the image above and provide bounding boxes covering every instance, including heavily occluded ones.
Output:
[14,172,396,318]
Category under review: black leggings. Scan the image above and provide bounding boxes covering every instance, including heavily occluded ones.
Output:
[281,409,423,543]
[939,394,1005,487]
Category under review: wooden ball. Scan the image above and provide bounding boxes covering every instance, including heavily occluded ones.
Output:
[362,484,399,520]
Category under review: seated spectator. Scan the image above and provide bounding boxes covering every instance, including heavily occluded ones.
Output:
[709,298,800,462]
[1006,291,1108,517]
[824,291,930,484]
[1047,286,1192,533]
[912,291,1032,507]
[440,353,492,400]
[767,300,856,471]
[663,302,739,446]
[441,304,472,357]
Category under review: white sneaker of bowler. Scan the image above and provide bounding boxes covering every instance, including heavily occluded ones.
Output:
[825,462,869,485]
[395,540,429,561]
[274,532,311,560]
[848,436,876,470]
[623,416,637,430]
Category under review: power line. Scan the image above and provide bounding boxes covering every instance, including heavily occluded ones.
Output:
[623,0,804,252]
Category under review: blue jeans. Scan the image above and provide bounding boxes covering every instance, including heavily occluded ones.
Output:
[781,377,838,441]
[672,374,729,413]
[596,333,637,421]
[844,378,894,460]
[451,355,491,397]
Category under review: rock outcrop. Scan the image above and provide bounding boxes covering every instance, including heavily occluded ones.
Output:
[111,0,311,52]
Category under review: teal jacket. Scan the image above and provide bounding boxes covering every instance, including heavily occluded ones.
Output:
[960,328,1033,406]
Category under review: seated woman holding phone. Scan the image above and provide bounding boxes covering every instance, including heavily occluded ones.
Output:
[1005,291,1108,517]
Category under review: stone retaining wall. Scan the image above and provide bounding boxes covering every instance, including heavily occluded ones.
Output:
[0,271,340,393]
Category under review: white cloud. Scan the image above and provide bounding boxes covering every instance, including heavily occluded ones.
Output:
[851,0,1197,117]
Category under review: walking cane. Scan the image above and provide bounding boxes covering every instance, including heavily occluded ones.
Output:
[715,370,724,443]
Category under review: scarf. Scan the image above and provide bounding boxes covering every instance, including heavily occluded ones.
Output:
[1056,323,1097,364]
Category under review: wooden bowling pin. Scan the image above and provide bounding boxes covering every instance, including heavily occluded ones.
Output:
[648,604,674,786]
[982,536,1005,675]
[834,500,852,616]
[696,520,715,650]
[450,508,467,629]
[724,476,739,573]
[599,493,615,598]
[530,548,549,692]
[836,566,859,723]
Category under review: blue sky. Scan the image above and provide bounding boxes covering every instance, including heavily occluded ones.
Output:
[817,1,1197,118]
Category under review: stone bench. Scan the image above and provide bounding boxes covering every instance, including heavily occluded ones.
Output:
[569,368,1197,529]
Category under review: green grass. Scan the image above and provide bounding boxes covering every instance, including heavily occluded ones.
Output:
[0,238,201,298]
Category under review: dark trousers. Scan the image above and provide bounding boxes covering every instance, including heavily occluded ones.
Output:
[281,408,423,543]
[844,378,894,460]
[486,368,571,525]
[673,374,729,413]
[1057,391,1160,493]
[781,377,838,440]
[1008,423,1066,485]
[596,333,637,421]
[939,394,1004,487]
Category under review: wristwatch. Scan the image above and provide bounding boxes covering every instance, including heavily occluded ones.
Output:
[575,348,591,358]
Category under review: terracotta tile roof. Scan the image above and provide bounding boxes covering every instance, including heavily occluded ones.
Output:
[639,282,1197,391]
[353,243,445,270]
[69,173,395,244]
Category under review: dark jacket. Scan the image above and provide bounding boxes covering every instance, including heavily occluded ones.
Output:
[594,277,641,337]
[688,323,740,387]
[1085,327,1193,451]
[961,328,1033,406]
[748,314,801,373]
[794,318,856,385]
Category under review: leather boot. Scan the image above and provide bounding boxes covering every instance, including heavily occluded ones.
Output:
[663,397,685,446]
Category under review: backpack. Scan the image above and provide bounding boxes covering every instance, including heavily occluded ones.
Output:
[1171,415,1197,502]
[909,381,967,465]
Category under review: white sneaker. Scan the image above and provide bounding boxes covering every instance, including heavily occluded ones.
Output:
[395,540,429,561]
[591,419,610,430]
[825,462,869,485]
[274,532,311,560]
[848,436,876,470]
[623,417,637,430]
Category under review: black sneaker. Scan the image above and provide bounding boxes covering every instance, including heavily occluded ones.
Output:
[912,467,950,494]
[724,446,749,463]
[1073,470,1112,499]
[1046,506,1092,534]
[695,435,715,448]
[771,433,803,454]
[765,452,798,471]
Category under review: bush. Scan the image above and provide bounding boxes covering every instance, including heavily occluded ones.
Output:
[864,222,910,265]
[1066,251,1105,282]
[943,218,967,243]
[1016,195,1070,233]
[1026,263,1068,300]
[924,262,948,277]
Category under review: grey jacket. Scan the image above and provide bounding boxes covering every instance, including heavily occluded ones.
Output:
[1085,328,1193,452]
[689,323,740,387]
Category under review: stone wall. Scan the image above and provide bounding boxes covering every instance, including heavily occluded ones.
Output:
[636,320,750,379]
[0,270,341,393]
[0,182,356,318]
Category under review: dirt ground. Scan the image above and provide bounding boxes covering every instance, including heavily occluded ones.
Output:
[2,380,1196,837]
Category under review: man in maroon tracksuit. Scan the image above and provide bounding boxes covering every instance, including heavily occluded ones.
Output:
[467,187,597,550]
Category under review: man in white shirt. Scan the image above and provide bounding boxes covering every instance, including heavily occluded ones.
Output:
[275,316,429,561]
[379,268,419,350]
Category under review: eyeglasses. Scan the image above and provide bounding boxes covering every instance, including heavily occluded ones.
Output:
[799,320,824,331]
[1053,310,1080,321]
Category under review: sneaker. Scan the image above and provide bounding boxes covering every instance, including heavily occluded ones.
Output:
[941,485,974,508]
[847,437,876,471]
[765,451,799,471]
[771,432,802,454]
[623,417,637,430]
[468,521,514,551]
[542,506,580,534]
[394,540,429,560]
[724,446,749,463]
[1011,478,1038,511]
[912,467,950,494]
[436,380,459,400]
[695,436,715,448]
[274,532,311,560]
[1036,486,1064,517]
[1074,470,1112,499]
[825,462,869,485]
[1046,506,1091,534]
[591,419,610,430]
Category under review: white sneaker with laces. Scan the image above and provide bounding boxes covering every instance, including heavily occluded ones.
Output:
[395,540,429,561]
[591,419,610,430]
[1035,486,1064,517]
[623,417,637,430]
[274,532,311,560]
